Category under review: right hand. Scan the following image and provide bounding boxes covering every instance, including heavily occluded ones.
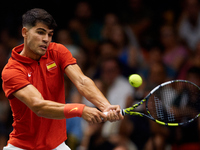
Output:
[81,106,107,124]
[103,105,124,122]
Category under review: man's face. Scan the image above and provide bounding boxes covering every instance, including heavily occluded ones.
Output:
[23,22,54,59]
[101,60,119,86]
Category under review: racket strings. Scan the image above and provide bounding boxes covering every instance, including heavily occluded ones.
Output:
[154,96,165,120]
[148,81,200,124]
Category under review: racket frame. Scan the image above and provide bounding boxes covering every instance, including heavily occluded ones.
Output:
[123,80,200,126]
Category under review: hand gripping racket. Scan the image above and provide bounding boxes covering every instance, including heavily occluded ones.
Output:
[105,80,200,126]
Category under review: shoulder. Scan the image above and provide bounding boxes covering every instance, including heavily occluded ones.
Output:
[2,58,27,80]
[47,42,76,70]
[48,42,70,54]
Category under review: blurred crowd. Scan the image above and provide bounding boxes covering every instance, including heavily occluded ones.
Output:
[0,0,200,150]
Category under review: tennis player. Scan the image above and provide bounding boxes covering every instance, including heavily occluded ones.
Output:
[1,8,123,150]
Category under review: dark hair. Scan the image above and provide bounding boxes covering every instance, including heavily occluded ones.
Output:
[22,8,57,29]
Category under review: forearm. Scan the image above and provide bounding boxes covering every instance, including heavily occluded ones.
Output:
[31,97,66,119]
[65,65,110,111]
[65,64,124,121]
[77,76,110,111]
[30,97,85,119]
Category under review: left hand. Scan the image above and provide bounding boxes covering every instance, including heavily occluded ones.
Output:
[103,105,124,122]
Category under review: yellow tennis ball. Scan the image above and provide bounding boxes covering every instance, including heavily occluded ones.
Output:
[129,74,142,87]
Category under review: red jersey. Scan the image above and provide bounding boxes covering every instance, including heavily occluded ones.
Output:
[1,42,76,149]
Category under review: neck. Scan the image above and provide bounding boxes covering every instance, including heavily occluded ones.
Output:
[20,44,41,61]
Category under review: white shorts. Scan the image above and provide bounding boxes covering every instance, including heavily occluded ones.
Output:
[3,142,71,150]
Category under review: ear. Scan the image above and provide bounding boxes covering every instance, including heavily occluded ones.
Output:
[22,27,28,38]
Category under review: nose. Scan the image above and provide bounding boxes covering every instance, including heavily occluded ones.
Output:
[43,34,49,43]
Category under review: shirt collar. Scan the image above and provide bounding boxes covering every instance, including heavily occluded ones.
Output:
[12,44,48,64]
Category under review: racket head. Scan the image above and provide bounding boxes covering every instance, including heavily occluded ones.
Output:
[146,80,200,126]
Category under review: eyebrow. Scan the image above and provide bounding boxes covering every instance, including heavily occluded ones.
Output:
[36,28,54,34]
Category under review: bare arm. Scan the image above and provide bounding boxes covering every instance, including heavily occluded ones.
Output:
[13,84,106,123]
[13,84,66,119]
[65,64,110,111]
[12,64,123,122]
[65,64,124,121]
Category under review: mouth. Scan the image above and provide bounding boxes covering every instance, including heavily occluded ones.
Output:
[39,45,47,51]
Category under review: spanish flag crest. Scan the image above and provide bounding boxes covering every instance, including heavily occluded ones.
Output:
[46,61,57,71]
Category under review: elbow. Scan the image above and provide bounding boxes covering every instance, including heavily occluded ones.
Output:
[79,76,94,88]
[34,109,44,118]
[30,97,45,117]
[77,76,93,92]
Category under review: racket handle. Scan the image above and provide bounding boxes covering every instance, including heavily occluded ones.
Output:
[102,109,124,119]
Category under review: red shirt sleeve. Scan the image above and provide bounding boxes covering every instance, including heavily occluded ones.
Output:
[2,68,30,99]
[56,44,77,71]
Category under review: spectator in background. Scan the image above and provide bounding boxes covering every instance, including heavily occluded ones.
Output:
[97,40,119,61]
[79,57,136,150]
[139,44,176,81]
[162,10,176,26]
[80,57,134,145]
[99,57,134,117]
[101,13,120,40]
[160,24,188,75]
[0,44,10,90]
[78,122,116,150]
[0,89,11,150]
[0,27,23,54]
[178,0,200,51]
[55,29,81,58]
[148,62,168,87]
[106,24,144,77]
[143,72,170,150]
[171,67,200,150]
[120,0,153,47]
[55,29,94,150]
[0,44,9,72]
[98,58,134,143]
[78,119,135,150]
[120,61,170,150]
[141,62,170,150]
[68,1,103,53]
[68,1,104,80]
[55,29,92,77]
[78,76,117,150]
[178,40,200,79]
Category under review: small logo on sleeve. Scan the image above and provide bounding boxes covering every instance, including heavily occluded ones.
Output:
[28,72,32,77]
[46,61,57,71]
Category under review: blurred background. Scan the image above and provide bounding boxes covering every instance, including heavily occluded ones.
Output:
[0,0,200,150]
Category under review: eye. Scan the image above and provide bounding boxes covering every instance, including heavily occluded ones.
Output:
[48,33,53,37]
[37,31,45,35]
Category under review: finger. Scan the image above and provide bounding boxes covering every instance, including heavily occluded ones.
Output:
[87,118,93,124]
[106,110,111,121]
[114,109,123,120]
[109,110,116,122]
[114,110,120,120]
[91,117,98,124]
[100,112,107,122]
[118,112,124,120]
[96,113,103,123]
[110,110,116,121]
[115,106,121,113]
[91,112,104,124]
[113,110,120,121]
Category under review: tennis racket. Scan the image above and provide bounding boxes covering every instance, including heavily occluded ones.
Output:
[105,80,200,126]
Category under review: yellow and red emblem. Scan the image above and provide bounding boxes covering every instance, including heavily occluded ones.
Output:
[46,61,57,71]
